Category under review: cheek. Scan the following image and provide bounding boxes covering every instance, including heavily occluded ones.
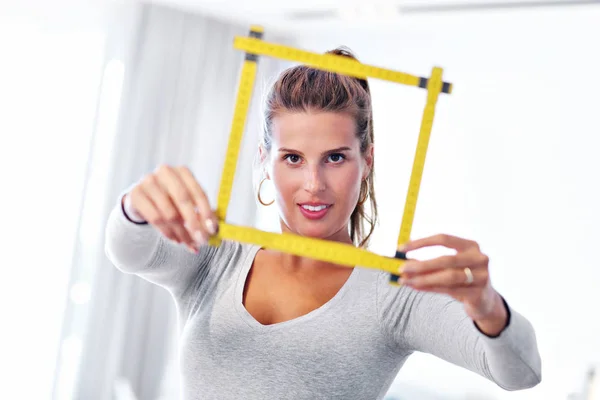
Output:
[331,167,362,195]
[271,164,300,202]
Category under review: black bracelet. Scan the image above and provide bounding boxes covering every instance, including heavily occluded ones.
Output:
[121,197,149,225]
[473,295,512,338]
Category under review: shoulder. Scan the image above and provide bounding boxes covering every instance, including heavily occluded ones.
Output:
[356,267,411,300]
[349,267,415,320]
[178,240,259,298]
[369,268,453,327]
[206,240,260,271]
[373,269,454,315]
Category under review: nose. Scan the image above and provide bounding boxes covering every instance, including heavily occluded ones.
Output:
[303,165,326,194]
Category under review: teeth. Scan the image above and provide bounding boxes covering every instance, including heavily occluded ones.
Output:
[302,204,327,212]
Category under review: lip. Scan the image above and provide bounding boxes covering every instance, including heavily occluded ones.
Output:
[298,203,332,220]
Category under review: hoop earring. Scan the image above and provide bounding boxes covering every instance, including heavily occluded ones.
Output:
[257,177,274,206]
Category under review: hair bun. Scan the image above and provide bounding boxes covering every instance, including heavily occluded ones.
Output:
[325,46,359,61]
[325,47,369,93]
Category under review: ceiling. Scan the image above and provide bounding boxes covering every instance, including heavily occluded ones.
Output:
[145,0,599,35]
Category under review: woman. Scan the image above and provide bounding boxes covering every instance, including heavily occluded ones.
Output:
[105,48,541,399]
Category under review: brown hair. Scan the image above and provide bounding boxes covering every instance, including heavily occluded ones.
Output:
[259,47,378,248]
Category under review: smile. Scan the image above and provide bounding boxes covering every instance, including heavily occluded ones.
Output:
[298,203,332,220]
[301,204,328,212]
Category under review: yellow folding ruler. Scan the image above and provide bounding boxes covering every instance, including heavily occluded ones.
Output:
[208,25,452,285]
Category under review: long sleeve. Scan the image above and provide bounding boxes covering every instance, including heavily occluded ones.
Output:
[376,272,542,391]
[103,192,218,295]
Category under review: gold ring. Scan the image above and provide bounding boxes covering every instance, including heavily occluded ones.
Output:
[464,267,474,285]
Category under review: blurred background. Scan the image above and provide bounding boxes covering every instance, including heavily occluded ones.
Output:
[1,0,599,399]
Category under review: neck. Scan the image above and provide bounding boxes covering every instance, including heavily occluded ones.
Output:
[277,222,354,273]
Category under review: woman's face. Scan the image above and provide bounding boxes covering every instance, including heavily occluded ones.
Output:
[263,111,373,243]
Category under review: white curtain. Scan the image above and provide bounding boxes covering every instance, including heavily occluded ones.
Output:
[0,3,108,400]
[52,2,291,399]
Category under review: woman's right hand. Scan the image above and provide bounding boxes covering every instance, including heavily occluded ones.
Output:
[123,164,218,253]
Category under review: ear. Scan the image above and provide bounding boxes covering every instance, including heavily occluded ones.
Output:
[258,144,270,180]
[362,144,374,180]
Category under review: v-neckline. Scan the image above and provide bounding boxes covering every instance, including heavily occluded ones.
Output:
[233,245,360,332]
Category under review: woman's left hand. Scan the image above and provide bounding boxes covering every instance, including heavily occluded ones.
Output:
[399,234,507,328]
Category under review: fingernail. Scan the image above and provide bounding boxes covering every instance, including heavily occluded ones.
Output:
[205,219,216,235]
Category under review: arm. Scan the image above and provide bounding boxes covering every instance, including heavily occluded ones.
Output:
[105,165,220,294]
[377,274,541,391]
[104,191,216,295]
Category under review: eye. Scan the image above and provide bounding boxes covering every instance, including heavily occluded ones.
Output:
[283,154,301,164]
[327,153,346,163]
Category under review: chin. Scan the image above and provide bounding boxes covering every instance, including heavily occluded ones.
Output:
[294,219,348,242]
[280,206,350,240]
[296,225,330,239]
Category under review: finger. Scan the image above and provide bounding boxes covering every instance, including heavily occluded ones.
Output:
[155,166,209,243]
[401,265,488,289]
[402,250,488,275]
[155,224,198,254]
[156,225,183,244]
[169,224,198,252]
[131,184,177,236]
[131,184,190,246]
[402,233,480,253]
[143,174,199,246]
[177,166,217,235]
[143,175,194,245]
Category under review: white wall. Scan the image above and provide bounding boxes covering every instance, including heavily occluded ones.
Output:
[293,6,600,400]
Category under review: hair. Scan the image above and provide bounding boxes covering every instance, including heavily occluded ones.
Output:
[258,46,378,248]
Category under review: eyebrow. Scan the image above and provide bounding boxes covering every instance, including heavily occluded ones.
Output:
[278,146,352,155]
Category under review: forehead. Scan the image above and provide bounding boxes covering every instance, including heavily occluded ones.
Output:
[271,111,357,149]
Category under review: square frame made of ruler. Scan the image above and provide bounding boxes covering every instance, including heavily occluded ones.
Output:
[208,26,452,278]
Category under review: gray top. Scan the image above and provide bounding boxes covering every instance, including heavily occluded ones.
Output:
[104,200,542,399]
